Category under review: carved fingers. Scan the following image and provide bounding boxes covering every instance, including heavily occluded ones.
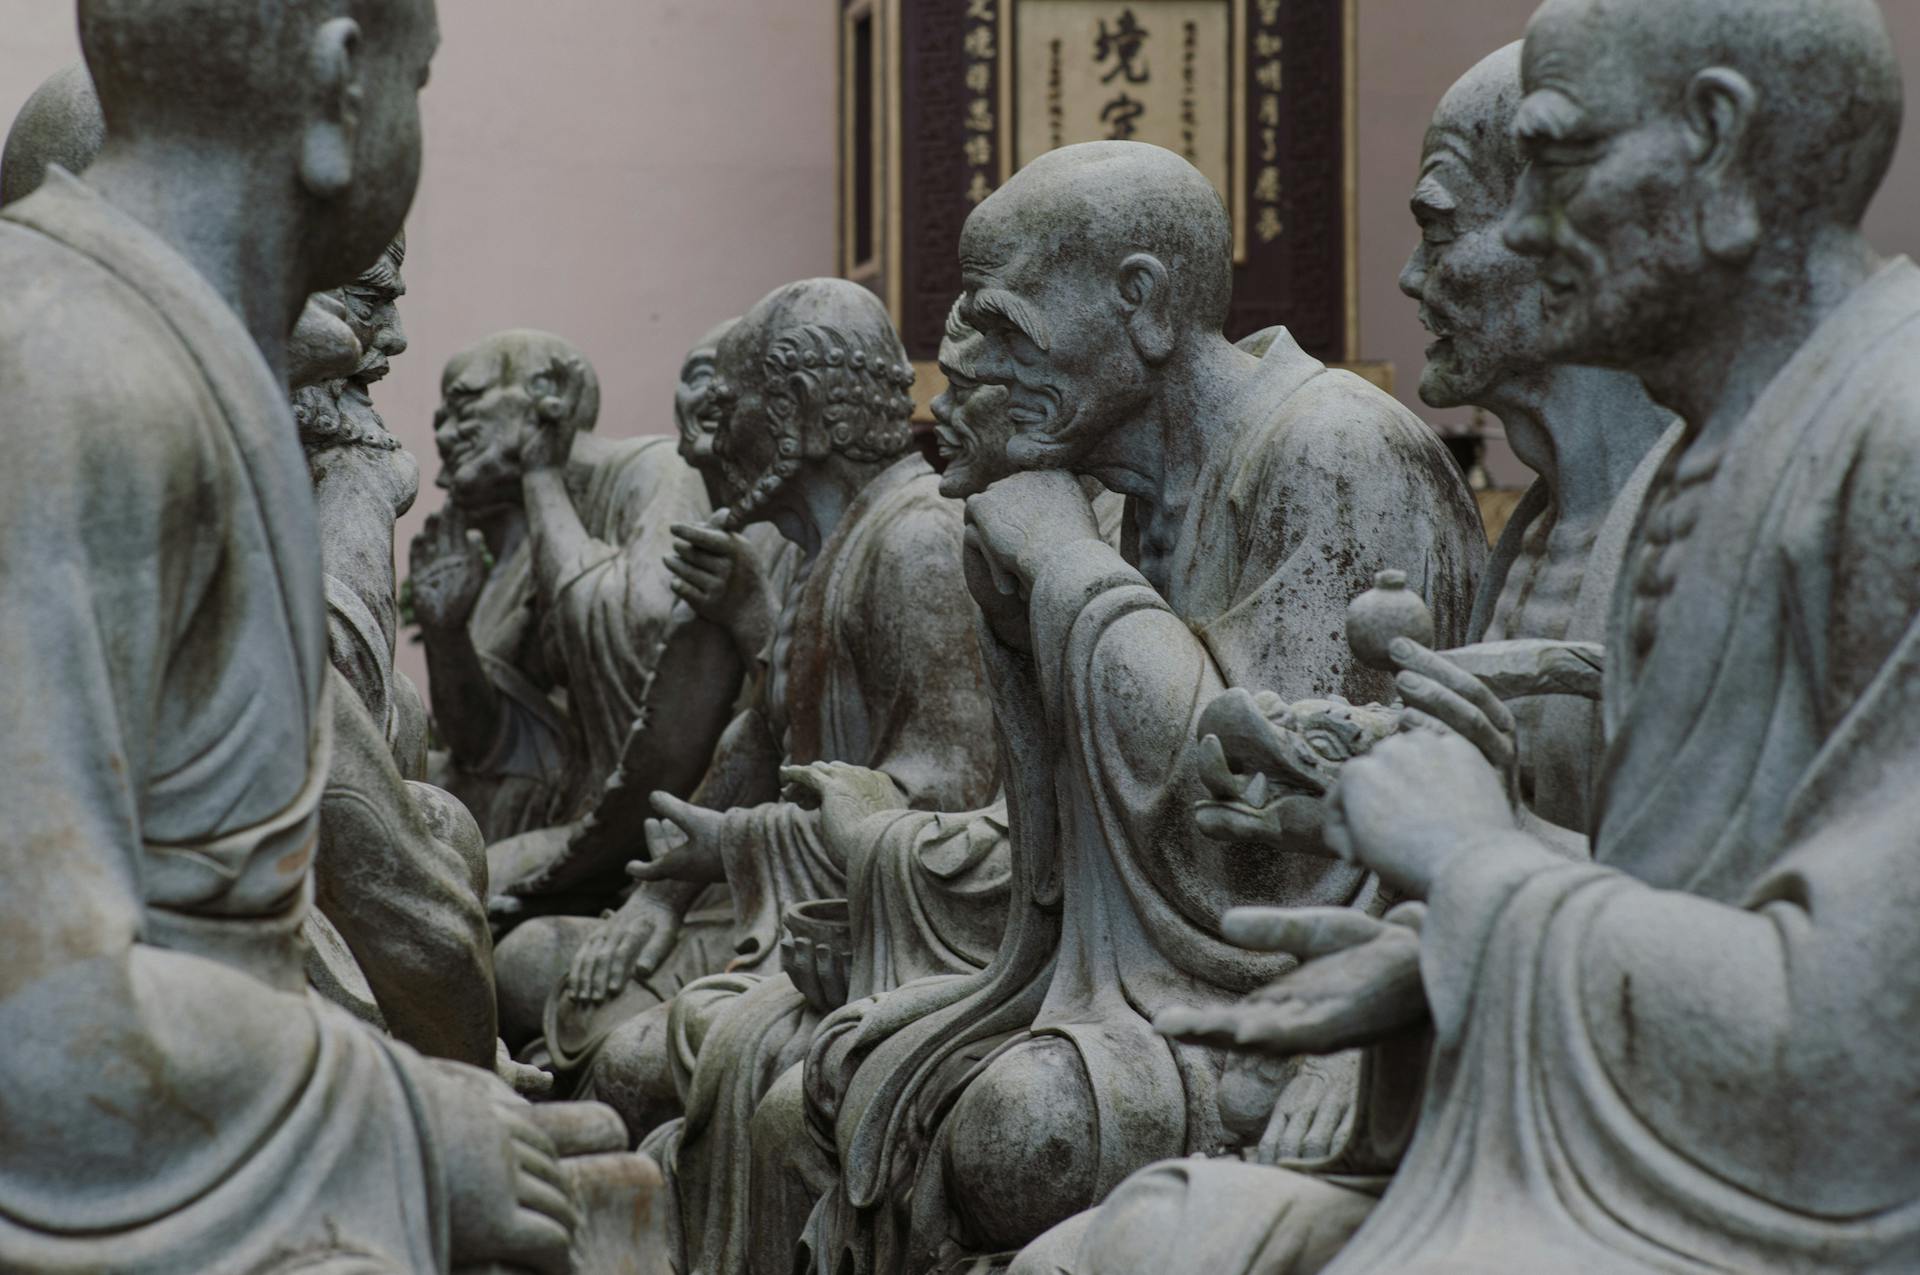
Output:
[409,508,488,630]
[1222,906,1390,959]
[622,794,728,885]
[1259,1062,1356,1164]
[1323,729,1517,898]
[494,1103,579,1273]
[1390,639,1518,780]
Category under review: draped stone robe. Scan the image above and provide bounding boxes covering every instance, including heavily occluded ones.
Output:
[620,454,1005,1275]
[808,331,1486,1273]
[1322,257,1920,1275]
[1012,426,1682,1275]
[0,169,494,1273]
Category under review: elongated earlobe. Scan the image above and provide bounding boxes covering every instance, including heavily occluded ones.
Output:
[300,18,363,201]
[300,125,352,198]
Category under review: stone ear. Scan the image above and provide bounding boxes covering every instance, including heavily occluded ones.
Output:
[1118,253,1176,364]
[1685,68,1761,264]
[299,20,364,200]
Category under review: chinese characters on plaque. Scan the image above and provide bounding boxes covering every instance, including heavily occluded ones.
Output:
[1252,0,1284,242]
[1014,1,1233,212]
[965,0,1000,205]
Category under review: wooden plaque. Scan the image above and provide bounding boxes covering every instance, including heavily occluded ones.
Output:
[839,0,1360,372]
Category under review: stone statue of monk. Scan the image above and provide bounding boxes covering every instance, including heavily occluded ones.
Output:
[1014,40,1684,1274]
[1065,2,1920,1271]
[548,279,1002,1151]
[0,0,588,1269]
[635,301,1132,1275]
[801,141,1488,1272]
[410,328,731,868]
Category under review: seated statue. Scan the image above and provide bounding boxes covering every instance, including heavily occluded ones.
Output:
[1014,39,1682,1272]
[410,327,733,870]
[640,301,1128,1275]
[484,321,795,1059]
[548,279,1003,1153]
[0,0,583,1268]
[1049,2,1920,1271]
[801,140,1488,1273]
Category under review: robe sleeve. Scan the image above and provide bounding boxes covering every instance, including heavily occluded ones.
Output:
[538,442,734,791]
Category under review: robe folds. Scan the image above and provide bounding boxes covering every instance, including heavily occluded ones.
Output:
[807,329,1486,1273]
[1318,257,1920,1275]
[0,169,493,1272]
[630,455,1004,1275]
[444,434,718,845]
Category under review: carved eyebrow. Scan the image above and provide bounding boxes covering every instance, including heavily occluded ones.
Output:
[1410,172,1459,218]
[1513,89,1591,146]
[966,287,1052,353]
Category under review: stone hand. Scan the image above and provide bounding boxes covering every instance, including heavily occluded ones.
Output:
[780,761,909,852]
[1156,907,1427,1057]
[518,404,577,474]
[1390,639,1518,787]
[668,519,775,656]
[409,507,489,632]
[495,1038,556,1098]
[964,468,1105,594]
[563,886,685,1006]
[447,1078,579,1275]
[623,794,729,886]
[1259,1057,1358,1164]
[1325,729,1516,897]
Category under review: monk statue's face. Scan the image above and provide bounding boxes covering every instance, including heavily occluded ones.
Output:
[1398,88,1542,409]
[953,210,1155,475]
[707,322,783,518]
[339,242,408,413]
[929,318,1019,499]
[433,348,531,516]
[675,319,740,507]
[1501,0,1715,369]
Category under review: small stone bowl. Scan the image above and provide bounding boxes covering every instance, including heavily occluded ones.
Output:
[781,898,854,1014]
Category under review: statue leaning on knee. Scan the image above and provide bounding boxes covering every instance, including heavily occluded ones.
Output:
[1037,1,1920,1272]
[798,140,1487,1274]
[0,1,611,1269]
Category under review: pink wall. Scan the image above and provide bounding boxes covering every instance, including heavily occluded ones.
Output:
[6,0,1919,685]
[0,1,838,691]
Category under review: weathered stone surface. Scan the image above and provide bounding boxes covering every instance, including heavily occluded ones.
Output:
[1057,4,1920,1273]
[792,140,1486,1272]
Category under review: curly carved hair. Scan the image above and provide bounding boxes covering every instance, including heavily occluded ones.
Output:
[711,322,916,524]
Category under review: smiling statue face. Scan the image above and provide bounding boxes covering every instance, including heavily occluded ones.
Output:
[1502,0,1708,369]
[433,347,531,516]
[674,318,740,507]
[1398,45,1543,410]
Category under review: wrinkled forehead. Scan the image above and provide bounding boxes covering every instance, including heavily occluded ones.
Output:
[443,345,511,397]
[1519,0,1645,129]
[958,204,1037,288]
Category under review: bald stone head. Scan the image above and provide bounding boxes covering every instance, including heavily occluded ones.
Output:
[955,141,1235,471]
[1504,0,1902,370]
[1399,43,1549,410]
[1,65,105,206]
[711,278,916,525]
[77,0,441,292]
